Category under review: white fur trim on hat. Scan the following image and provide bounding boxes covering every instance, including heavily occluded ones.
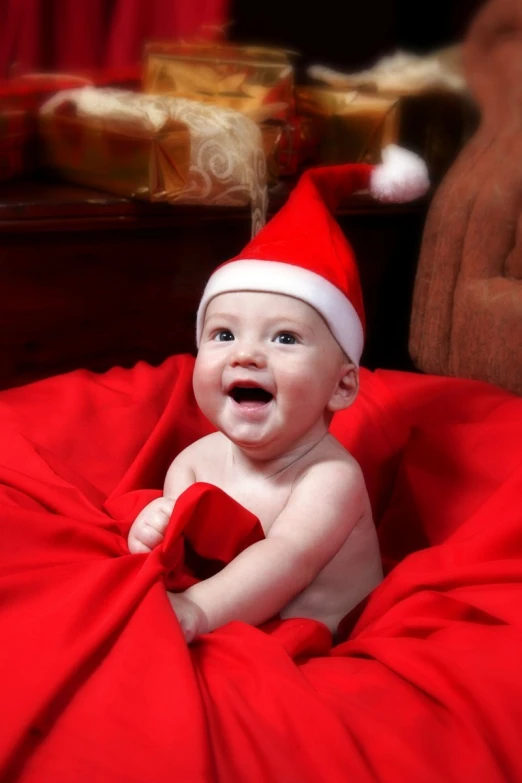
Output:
[370,144,429,202]
[196,259,364,365]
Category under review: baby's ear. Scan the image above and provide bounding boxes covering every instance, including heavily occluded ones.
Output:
[327,362,359,413]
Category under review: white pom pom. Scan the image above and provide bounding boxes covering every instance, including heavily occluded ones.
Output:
[370,145,430,202]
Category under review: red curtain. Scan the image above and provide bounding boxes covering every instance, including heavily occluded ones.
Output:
[0,0,229,78]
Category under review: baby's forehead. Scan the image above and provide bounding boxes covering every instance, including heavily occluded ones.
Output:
[205,290,319,319]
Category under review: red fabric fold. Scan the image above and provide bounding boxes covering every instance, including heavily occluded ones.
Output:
[0,355,521,782]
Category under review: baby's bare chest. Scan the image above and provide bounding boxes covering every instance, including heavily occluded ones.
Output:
[194,464,290,532]
[219,479,290,532]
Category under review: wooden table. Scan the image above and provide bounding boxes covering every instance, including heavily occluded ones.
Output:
[0,176,429,390]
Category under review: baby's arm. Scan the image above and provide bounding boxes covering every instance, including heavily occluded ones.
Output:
[127,449,195,554]
[172,459,366,641]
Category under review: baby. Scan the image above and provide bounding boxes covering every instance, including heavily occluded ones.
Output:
[127,149,428,642]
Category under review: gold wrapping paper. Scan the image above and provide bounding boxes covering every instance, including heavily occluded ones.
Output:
[39,109,190,199]
[39,88,268,234]
[295,86,399,165]
[143,42,294,118]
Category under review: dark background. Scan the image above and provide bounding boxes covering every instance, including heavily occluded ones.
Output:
[230,0,487,77]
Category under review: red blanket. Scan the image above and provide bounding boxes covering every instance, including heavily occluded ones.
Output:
[1,355,521,783]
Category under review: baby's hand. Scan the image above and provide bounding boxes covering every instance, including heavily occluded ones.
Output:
[168,592,208,644]
[127,497,175,554]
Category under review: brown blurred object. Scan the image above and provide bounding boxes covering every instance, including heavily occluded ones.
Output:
[143,41,295,181]
[410,0,522,395]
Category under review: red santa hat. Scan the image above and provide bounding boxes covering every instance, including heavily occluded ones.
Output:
[196,145,429,365]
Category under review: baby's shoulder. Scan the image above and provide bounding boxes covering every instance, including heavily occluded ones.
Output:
[312,434,362,474]
[296,436,365,497]
[165,432,226,492]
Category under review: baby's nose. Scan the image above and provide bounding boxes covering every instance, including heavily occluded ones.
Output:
[230,342,267,368]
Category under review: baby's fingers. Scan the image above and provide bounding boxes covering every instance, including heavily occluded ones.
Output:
[128,522,164,554]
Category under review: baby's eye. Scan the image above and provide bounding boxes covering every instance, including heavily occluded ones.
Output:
[273,332,297,345]
[213,329,234,342]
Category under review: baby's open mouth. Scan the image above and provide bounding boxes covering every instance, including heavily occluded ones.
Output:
[228,385,273,404]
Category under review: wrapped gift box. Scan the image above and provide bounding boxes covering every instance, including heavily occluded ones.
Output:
[39,88,268,234]
[143,41,295,182]
[143,41,293,116]
[295,86,399,167]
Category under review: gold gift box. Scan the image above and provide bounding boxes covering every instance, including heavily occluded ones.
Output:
[143,41,294,116]
[295,86,399,165]
[39,103,191,200]
[143,41,295,181]
[296,85,476,180]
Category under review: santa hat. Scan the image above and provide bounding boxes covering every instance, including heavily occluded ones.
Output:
[196,145,429,365]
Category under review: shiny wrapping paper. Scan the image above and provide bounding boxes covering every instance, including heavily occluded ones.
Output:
[143,41,293,117]
[39,88,268,234]
[143,41,294,181]
[295,86,399,165]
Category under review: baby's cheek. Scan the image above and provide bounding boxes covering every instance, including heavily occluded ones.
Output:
[192,360,210,401]
[193,372,213,411]
[193,364,222,421]
[283,371,316,400]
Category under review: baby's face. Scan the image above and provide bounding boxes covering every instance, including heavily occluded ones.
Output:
[193,291,357,458]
